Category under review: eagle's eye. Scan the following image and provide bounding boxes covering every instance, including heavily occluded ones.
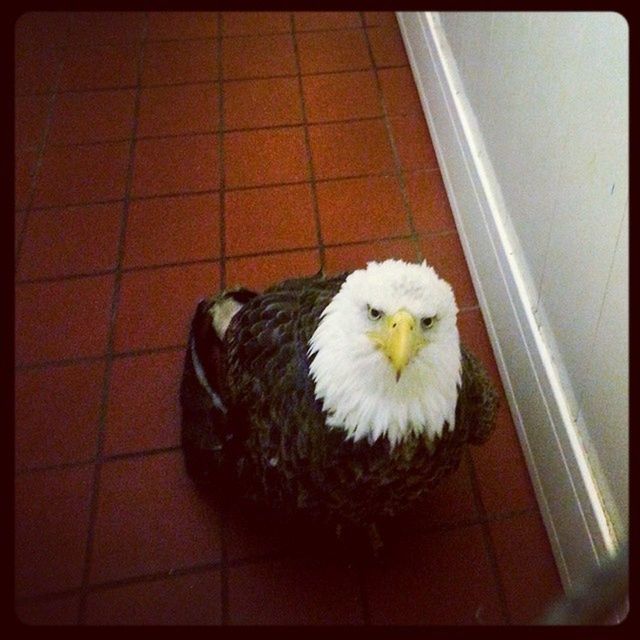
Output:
[367,306,383,321]
[421,316,436,330]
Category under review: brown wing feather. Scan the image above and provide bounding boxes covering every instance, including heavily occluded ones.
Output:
[459,345,499,445]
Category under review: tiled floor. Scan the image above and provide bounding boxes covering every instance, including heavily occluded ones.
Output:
[14,11,564,626]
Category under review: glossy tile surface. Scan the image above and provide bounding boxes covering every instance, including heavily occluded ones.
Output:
[14,11,561,626]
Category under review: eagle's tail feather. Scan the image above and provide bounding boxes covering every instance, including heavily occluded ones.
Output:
[460,347,499,445]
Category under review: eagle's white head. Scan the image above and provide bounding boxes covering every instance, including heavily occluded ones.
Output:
[308,259,461,446]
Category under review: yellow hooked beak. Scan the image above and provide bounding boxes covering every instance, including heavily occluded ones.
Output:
[367,310,427,381]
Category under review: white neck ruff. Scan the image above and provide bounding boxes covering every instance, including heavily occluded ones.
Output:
[308,277,461,447]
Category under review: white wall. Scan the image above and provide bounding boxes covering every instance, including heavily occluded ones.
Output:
[397,11,628,587]
[437,10,628,536]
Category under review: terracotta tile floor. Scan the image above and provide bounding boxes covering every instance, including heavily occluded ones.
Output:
[14,11,564,626]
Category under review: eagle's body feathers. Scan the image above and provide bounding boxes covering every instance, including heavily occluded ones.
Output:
[180,261,497,550]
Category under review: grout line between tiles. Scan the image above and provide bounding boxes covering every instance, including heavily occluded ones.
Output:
[15,298,482,374]
[16,543,307,607]
[290,14,325,272]
[14,228,461,288]
[15,343,187,373]
[15,257,223,286]
[361,15,421,265]
[14,46,67,268]
[18,113,395,152]
[15,444,184,477]
[20,426,513,479]
[215,13,231,626]
[14,63,411,98]
[216,23,226,295]
[15,458,97,477]
[464,448,513,624]
[20,23,396,55]
[22,166,442,213]
[15,503,537,606]
[75,16,149,625]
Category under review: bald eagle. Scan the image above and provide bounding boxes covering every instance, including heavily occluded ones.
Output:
[181,259,497,552]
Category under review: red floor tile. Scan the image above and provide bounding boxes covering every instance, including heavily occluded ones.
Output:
[48,89,136,144]
[469,399,539,516]
[65,12,145,46]
[457,308,501,387]
[225,183,317,256]
[15,210,26,250]
[15,12,72,49]
[33,141,130,207]
[15,594,80,626]
[222,11,291,36]
[222,34,297,80]
[124,193,220,268]
[12,14,556,623]
[293,11,362,31]
[419,232,479,309]
[15,151,37,210]
[59,44,139,91]
[223,127,308,189]
[302,70,382,123]
[84,570,223,625]
[457,309,539,514]
[15,361,106,471]
[363,524,505,624]
[15,94,51,148]
[15,274,114,365]
[132,134,220,198]
[226,249,320,291]
[17,203,122,279]
[114,262,220,353]
[89,451,222,583]
[15,47,64,95]
[138,83,219,137]
[363,12,398,27]
[324,238,419,275]
[405,169,457,234]
[147,11,218,40]
[104,349,184,455]
[15,465,94,597]
[378,66,423,116]
[228,557,363,625]
[309,119,396,179]
[367,26,410,67]
[296,30,371,74]
[316,175,409,244]
[490,511,564,623]
[389,114,439,171]
[142,40,218,86]
[223,76,303,130]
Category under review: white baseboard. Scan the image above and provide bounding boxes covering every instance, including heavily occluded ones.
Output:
[396,11,620,592]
